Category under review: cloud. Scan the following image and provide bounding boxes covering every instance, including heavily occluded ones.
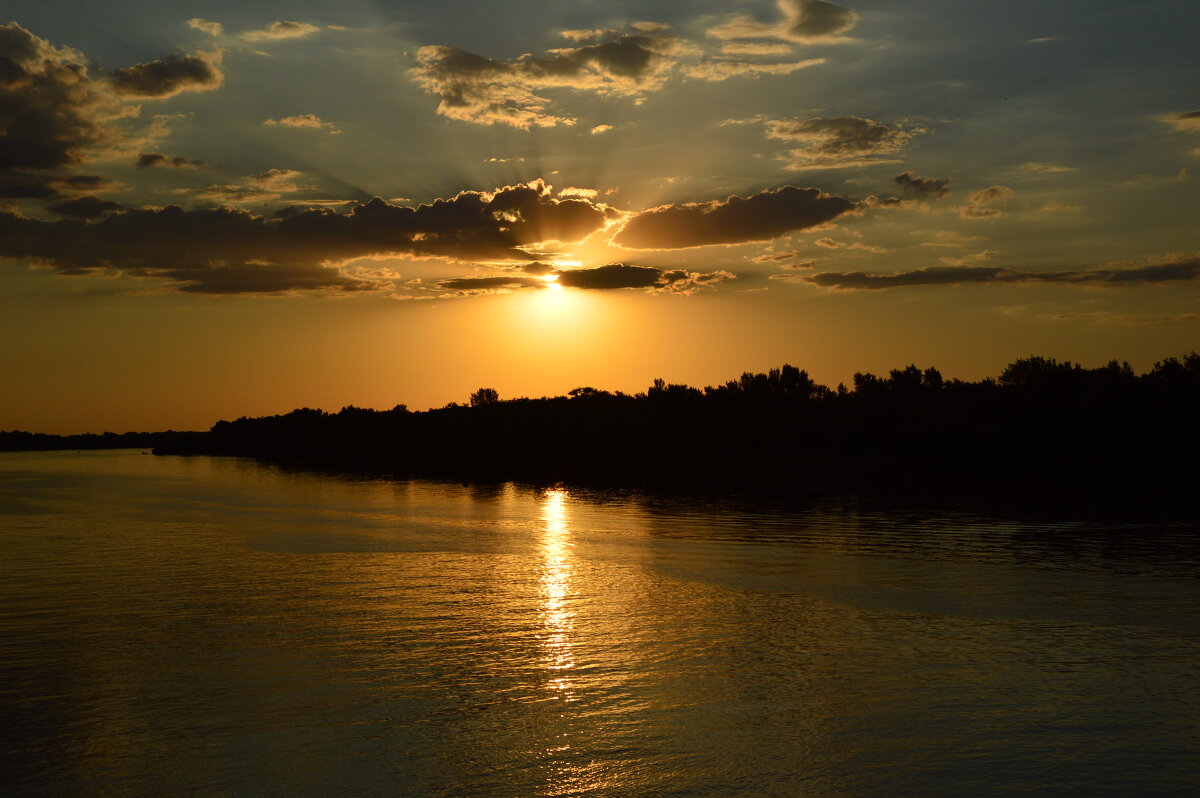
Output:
[590,124,613,134]
[241,21,320,42]
[685,58,824,81]
[187,18,223,37]
[438,275,545,292]
[434,263,733,296]
[409,33,681,128]
[1019,161,1073,174]
[246,168,307,192]
[1163,110,1200,132]
[614,186,854,249]
[45,195,124,218]
[136,152,205,169]
[192,185,283,204]
[708,0,859,45]
[559,28,616,43]
[960,185,1014,218]
[109,51,223,98]
[721,42,795,56]
[433,262,734,296]
[555,263,661,289]
[1026,36,1062,45]
[750,251,819,271]
[264,113,340,134]
[0,181,614,293]
[655,268,736,294]
[0,173,114,200]
[0,22,114,177]
[806,255,1200,290]
[765,116,919,169]
[894,170,949,197]
[814,237,889,253]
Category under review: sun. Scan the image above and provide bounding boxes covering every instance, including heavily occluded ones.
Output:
[541,274,563,290]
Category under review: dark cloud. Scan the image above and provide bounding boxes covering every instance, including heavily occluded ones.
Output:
[784,0,860,41]
[45,195,123,218]
[765,116,919,169]
[410,34,680,128]
[136,152,205,169]
[438,263,736,295]
[511,261,556,276]
[0,182,612,294]
[109,51,223,98]
[807,256,1200,290]
[894,170,949,197]
[613,186,853,250]
[708,0,859,45]
[0,22,112,173]
[555,263,661,289]
[0,173,112,200]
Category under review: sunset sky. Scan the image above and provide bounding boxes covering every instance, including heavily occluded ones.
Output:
[2,0,1197,433]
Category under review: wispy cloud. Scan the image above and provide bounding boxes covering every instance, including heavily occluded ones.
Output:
[264,113,341,134]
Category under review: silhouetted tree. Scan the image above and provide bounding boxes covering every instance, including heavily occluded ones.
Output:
[469,387,500,406]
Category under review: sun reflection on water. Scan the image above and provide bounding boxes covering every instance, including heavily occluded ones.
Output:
[539,487,576,700]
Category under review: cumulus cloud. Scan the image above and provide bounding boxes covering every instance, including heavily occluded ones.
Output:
[894,170,949,197]
[960,185,1014,218]
[806,255,1200,290]
[765,116,919,169]
[187,18,223,37]
[590,124,613,134]
[708,0,859,45]
[0,181,614,293]
[45,195,124,218]
[613,186,854,250]
[264,113,340,134]
[241,21,320,42]
[0,23,113,178]
[685,57,824,81]
[136,152,205,169]
[409,33,681,128]
[109,51,223,98]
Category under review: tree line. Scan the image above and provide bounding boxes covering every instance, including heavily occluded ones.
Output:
[132,353,1200,500]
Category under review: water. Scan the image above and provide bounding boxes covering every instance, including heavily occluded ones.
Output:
[1,450,1197,796]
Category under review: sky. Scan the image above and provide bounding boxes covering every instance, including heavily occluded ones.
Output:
[1,0,1198,433]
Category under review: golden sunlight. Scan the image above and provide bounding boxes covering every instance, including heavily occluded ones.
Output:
[540,487,576,698]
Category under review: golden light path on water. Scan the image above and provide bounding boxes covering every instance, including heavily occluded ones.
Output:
[539,487,576,701]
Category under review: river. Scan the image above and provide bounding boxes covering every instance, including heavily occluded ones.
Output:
[2,450,1196,796]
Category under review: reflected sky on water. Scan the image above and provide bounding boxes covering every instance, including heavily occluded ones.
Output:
[1,450,1197,796]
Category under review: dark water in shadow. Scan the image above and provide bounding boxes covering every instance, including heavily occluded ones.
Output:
[2,450,1196,796]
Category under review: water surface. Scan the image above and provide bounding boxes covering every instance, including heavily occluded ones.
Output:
[2,450,1197,796]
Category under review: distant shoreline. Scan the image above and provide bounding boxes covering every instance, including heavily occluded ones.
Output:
[7,354,1195,512]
